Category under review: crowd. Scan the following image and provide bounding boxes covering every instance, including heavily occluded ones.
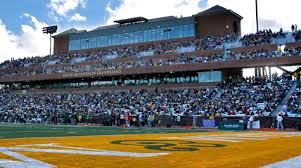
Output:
[207,78,291,117]
[287,85,301,114]
[0,78,292,125]
[240,29,285,46]
[293,31,301,41]
[0,34,238,69]
[0,28,293,71]
[1,46,300,78]
[1,30,300,78]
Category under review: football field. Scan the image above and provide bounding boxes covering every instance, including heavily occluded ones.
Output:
[0,124,301,168]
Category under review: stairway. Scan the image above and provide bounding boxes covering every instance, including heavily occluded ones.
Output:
[297,86,301,104]
[272,81,297,116]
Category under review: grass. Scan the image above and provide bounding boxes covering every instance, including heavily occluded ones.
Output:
[0,123,207,139]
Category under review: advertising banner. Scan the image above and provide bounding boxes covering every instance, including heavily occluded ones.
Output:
[202,119,216,128]
[219,122,244,130]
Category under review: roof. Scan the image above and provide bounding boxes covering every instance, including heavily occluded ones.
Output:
[148,16,177,22]
[114,17,148,25]
[197,5,243,19]
[92,24,119,32]
[53,28,86,38]
[91,16,178,32]
[56,5,242,38]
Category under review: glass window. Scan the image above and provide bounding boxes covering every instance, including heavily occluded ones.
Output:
[91,38,96,48]
[103,36,108,47]
[143,31,148,42]
[210,71,222,82]
[129,33,134,43]
[198,72,210,83]
[139,31,144,43]
[183,25,189,37]
[178,25,184,38]
[158,28,164,40]
[107,36,112,46]
[134,31,139,43]
[189,24,195,36]
[151,29,157,41]
[69,22,196,50]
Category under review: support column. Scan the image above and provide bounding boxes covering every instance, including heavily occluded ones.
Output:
[258,67,262,77]
[268,66,272,81]
[263,67,267,81]
[255,68,258,77]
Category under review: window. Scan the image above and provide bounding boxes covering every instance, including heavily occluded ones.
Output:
[198,71,222,83]
[210,71,222,82]
[198,72,210,83]
[69,23,196,50]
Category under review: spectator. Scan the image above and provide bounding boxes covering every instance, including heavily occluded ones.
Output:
[276,113,284,131]
[243,114,248,130]
[249,113,255,130]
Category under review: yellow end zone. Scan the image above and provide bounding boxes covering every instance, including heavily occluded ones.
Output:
[0,131,301,168]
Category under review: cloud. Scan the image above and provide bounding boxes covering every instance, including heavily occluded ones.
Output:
[48,0,87,16]
[259,18,282,30]
[105,0,301,35]
[105,0,202,25]
[2,0,301,63]
[70,13,87,22]
[0,14,50,63]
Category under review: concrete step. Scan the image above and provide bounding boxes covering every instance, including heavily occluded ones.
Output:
[272,81,297,116]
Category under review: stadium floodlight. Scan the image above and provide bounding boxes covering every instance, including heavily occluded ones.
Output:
[255,0,259,32]
[42,25,58,56]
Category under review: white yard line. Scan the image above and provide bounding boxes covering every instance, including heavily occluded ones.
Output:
[261,155,301,168]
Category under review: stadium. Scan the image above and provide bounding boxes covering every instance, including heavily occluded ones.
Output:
[0,1,301,168]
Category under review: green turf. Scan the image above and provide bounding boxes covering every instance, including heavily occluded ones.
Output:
[0,124,207,139]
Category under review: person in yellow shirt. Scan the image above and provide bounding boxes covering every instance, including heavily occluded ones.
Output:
[78,114,82,123]
[151,114,155,127]
[209,114,214,120]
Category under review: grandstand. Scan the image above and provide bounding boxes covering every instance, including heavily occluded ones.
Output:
[0,4,301,168]
[0,4,300,122]
[0,5,300,120]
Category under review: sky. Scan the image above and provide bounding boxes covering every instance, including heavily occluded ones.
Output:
[0,0,301,64]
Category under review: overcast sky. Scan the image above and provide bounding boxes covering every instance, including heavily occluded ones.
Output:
[0,0,300,63]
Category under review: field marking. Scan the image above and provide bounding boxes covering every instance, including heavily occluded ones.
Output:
[261,155,301,168]
[1,143,170,157]
[165,132,301,142]
[0,129,205,140]
[3,147,169,157]
[0,134,126,141]
[0,148,54,168]
[17,143,109,152]
[0,143,170,168]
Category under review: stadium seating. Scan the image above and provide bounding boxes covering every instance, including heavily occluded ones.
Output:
[0,29,300,125]
[287,84,301,116]
[0,76,296,124]
[0,30,292,69]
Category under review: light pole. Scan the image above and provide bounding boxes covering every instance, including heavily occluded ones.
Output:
[42,26,58,56]
[255,0,259,32]
[255,0,261,79]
